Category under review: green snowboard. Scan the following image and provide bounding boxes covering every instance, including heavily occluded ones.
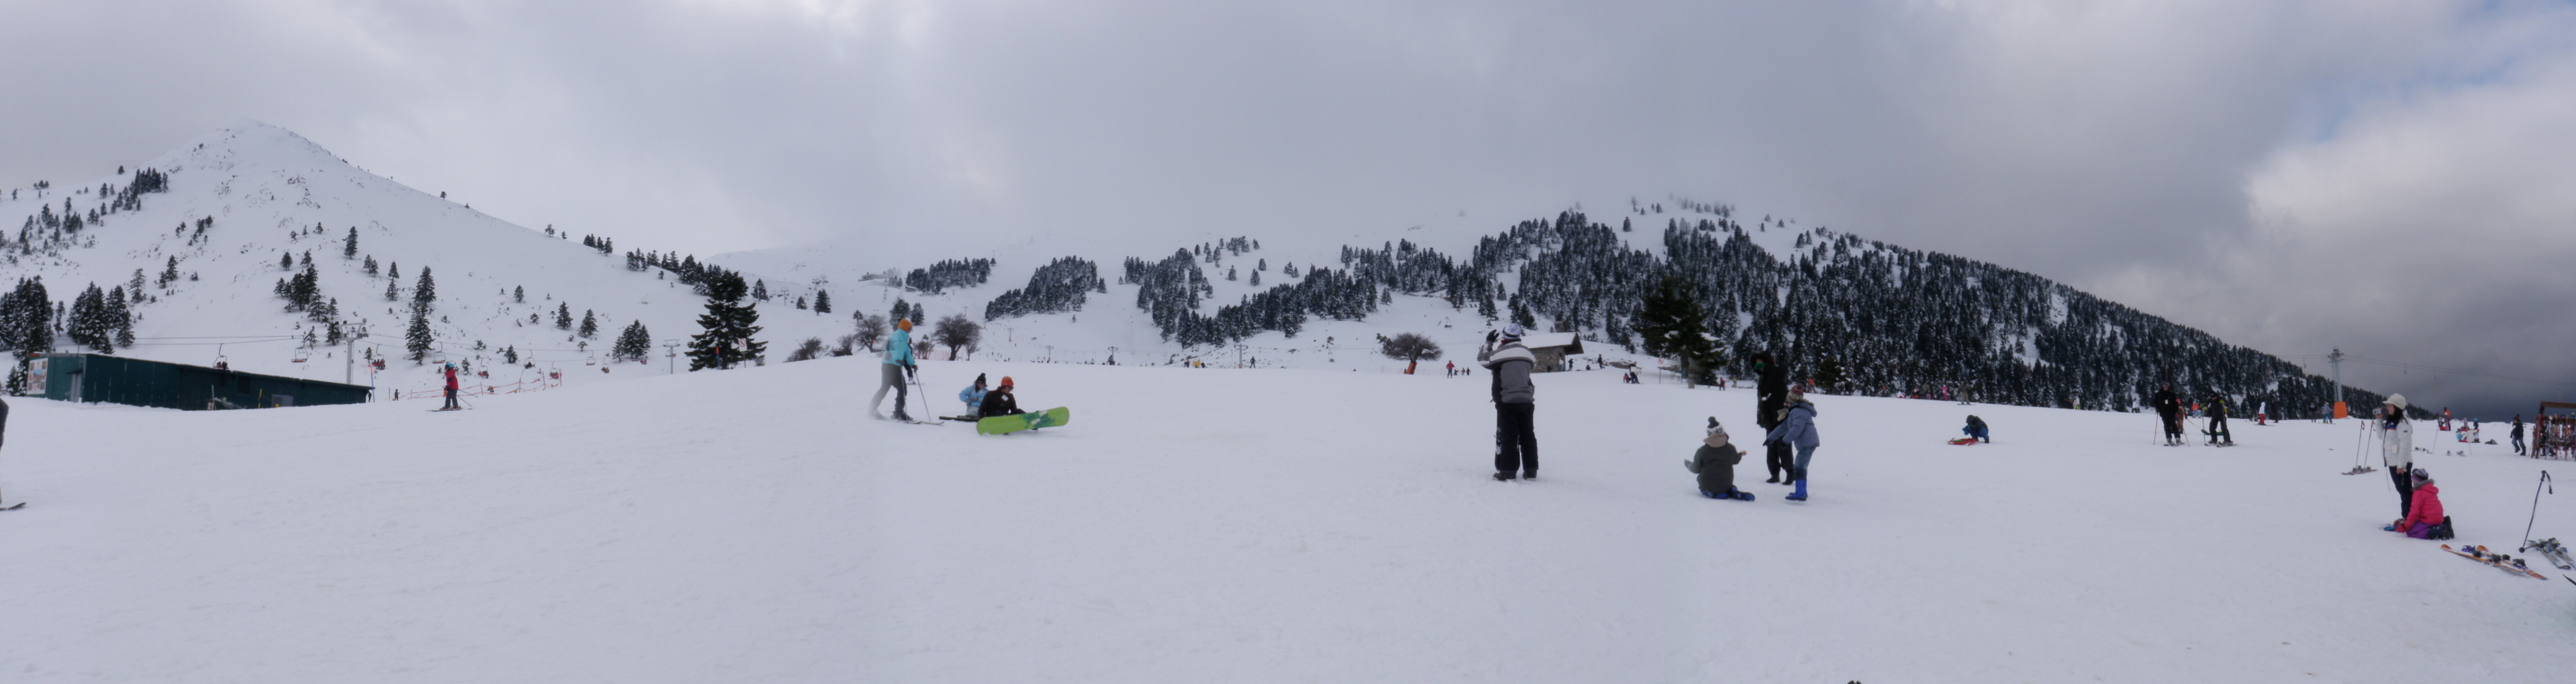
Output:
[977,406,1071,435]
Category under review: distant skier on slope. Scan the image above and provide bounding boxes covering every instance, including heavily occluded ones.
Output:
[1479,323,1539,481]
[1686,418,1752,501]
[2204,393,2232,445]
[977,376,1023,419]
[2152,384,2183,445]
[1764,387,1821,501]
[1752,351,1790,483]
[2378,395,2416,523]
[2512,414,2526,455]
[872,318,918,421]
[2388,468,2450,538]
[442,363,461,410]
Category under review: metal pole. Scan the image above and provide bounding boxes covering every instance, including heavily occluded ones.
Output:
[2329,348,2345,422]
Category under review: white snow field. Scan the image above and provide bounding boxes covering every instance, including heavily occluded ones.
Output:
[2,359,2570,683]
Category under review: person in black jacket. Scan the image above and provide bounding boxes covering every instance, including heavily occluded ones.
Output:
[1752,351,1790,483]
[2152,384,2183,445]
[977,376,1024,419]
[2204,393,2233,445]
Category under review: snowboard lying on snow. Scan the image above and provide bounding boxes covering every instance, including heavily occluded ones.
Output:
[977,406,1071,436]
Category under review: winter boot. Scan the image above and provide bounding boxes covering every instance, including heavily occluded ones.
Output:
[1787,479,1807,501]
[1765,473,1780,484]
[1494,472,1516,481]
[1732,488,1756,502]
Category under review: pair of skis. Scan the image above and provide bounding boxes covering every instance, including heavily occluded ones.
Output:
[2442,545,2551,581]
[2520,538,2574,571]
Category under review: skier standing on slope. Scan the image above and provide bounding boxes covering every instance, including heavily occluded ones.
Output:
[1764,387,1821,501]
[2389,468,2448,538]
[2379,395,2416,522]
[1752,351,1790,483]
[2204,393,2233,445]
[1479,323,1539,481]
[442,363,460,410]
[1686,418,1751,500]
[2512,414,2526,455]
[872,318,918,421]
[2152,384,2183,445]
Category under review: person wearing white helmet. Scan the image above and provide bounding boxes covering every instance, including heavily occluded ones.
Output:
[2379,393,2415,524]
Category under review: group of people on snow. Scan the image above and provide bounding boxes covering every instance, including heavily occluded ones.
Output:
[869,318,1028,424]
[2374,394,2452,540]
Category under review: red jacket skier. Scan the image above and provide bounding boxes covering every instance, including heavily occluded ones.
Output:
[441,363,461,410]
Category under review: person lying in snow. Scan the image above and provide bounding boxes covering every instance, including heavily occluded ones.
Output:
[2388,468,2451,539]
[1686,418,1752,501]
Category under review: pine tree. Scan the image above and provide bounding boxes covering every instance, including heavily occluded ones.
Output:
[752,279,768,300]
[813,290,830,314]
[686,272,763,370]
[411,267,437,312]
[555,302,573,330]
[280,253,294,271]
[794,296,807,310]
[578,309,598,338]
[342,227,358,258]
[612,320,652,362]
[363,256,378,277]
[405,307,433,362]
[1633,275,1720,386]
[889,297,910,325]
[513,286,524,303]
[384,276,399,302]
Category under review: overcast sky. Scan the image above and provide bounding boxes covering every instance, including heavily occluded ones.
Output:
[5,0,2574,416]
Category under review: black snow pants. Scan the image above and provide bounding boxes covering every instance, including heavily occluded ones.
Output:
[2388,467,2415,519]
[1495,401,1538,478]
[2206,416,2231,444]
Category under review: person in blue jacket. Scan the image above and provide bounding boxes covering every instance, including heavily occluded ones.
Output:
[1764,388,1821,501]
[958,373,990,417]
[872,318,918,421]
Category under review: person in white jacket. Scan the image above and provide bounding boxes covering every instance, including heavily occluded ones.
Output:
[2380,394,2416,525]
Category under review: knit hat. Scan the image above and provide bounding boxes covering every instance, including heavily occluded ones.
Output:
[998,375,1014,388]
[2410,467,2432,485]
[897,318,913,331]
[973,373,988,387]
[1500,323,1524,339]
[1703,417,1730,449]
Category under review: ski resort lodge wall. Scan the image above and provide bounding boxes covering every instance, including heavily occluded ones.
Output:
[27,353,372,410]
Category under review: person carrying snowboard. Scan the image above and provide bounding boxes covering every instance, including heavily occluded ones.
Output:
[1962,414,1989,443]
[958,374,990,416]
[2379,395,2416,522]
[2204,393,2233,445]
[1686,418,1752,501]
[872,318,918,421]
[1764,387,1821,501]
[977,376,1024,419]
[2388,468,2449,538]
[1479,323,1539,481]
[2152,383,2183,445]
[442,363,461,410]
[1752,351,1790,483]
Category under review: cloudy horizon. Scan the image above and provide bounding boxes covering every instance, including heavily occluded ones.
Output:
[4,0,2572,417]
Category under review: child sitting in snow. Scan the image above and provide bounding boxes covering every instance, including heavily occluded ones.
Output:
[2390,468,2452,540]
[1686,418,1754,501]
[1962,414,1990,443]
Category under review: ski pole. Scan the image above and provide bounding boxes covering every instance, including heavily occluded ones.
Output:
[2523,471,2552,550]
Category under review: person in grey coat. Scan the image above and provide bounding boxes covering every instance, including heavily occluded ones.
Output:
[1479,323,1539,481]
[1686,418,1752,500]
[1764,388,1820,501]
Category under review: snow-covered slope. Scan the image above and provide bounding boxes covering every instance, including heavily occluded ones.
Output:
[2,357,2566,682]
[0,121,747,387]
